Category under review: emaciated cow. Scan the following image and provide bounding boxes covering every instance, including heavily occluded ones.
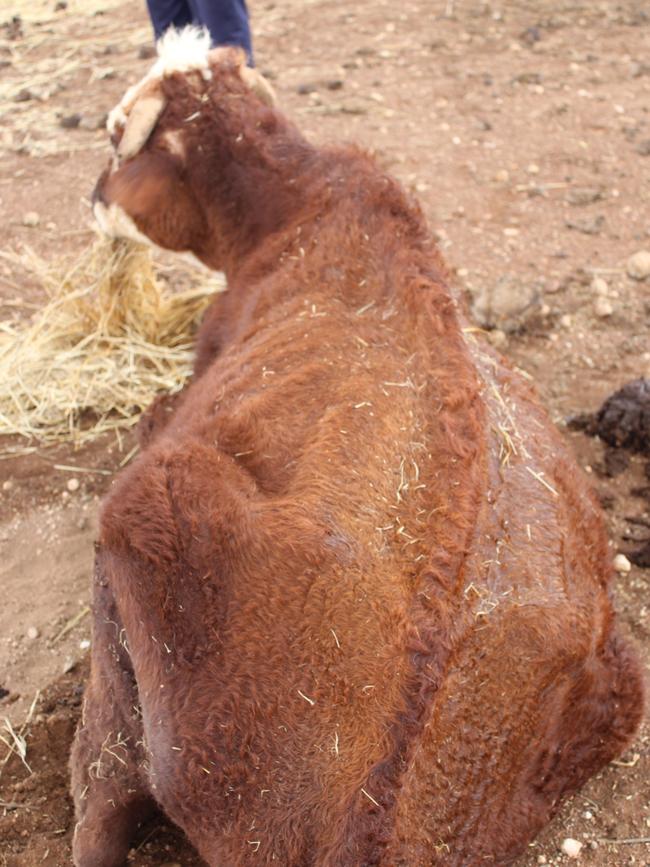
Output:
[71,27,644,867]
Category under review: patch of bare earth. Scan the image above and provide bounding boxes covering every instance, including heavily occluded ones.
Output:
[1,0,648,865]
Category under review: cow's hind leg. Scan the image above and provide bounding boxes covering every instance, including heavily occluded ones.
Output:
[70,561,155,867]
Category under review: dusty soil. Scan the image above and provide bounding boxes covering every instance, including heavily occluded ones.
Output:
[1,0,649,864]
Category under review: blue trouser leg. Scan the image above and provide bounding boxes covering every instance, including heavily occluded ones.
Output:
[146,0,193,39]
[146,0,253,65]
[188,0,253,63]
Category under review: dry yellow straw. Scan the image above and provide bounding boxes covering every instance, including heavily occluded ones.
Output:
[0,237,217,455]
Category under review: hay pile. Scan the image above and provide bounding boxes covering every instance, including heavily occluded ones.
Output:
[0,237,217,456]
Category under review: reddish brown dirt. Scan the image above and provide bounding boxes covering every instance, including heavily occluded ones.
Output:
[1,1,648,865]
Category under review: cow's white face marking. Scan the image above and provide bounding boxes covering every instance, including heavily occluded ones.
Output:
[93,200,224,283]
[93,201,157,247]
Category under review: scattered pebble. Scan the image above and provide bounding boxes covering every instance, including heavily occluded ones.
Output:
[486,329,508,349]
[471,274,541,333]
[339,100,367,115]
[521,26,541,45]
[13,87,34,102]
[79,112,108,131]
[561,837,583,858]
[66,478,80,492]
[593,297,613,318]
[566,215,605,235]
[79,639,91,650]
[566,187,603,206]
[630,61,650,78]
[59,112,81,129]
[22,211,40,227]
[138,44,157,60]
[26,626,39,640]
[2,479,13,491]
[613,553,632,573]
[637,139,650,156]
[62,657,76,674]
[94,67,116,80]
[626,250,650,280]
[591,277,608,296]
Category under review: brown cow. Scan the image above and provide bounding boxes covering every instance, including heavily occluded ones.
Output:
[71,27,644,867]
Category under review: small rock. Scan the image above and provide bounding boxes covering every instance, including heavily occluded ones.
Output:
[138,44,157,60]
[0,687,9,700]
[494,169,510,183]
[591,277,608,296]
[513,72,542,85]
[626,250,650,280]
[3,15,23,40]
[339,100,367,115]
[79,639,91,650]
[561,837,582,858]
[13,87,33,102]
[520,26,541,45]
[471,274,541,333]
[630,61,650,78]
[22,211,40,227]
[2,479,13,491]
[637,139,650,156]
[537,856,547,865]
[613,553,631,573]
[566,187,603,206]
[486,329,508,349]
[59,112,81,129]
[62,657,76,674]
[296,82,317,95]
[559,313,572,328]
[26,626,39,640]
[54,0,67,10]
[566,215,605,235]
[67,477,80,492]
[593,297,613,318]
[79,112,108,131]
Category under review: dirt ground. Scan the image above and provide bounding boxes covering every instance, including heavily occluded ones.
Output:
[1,0,649,864]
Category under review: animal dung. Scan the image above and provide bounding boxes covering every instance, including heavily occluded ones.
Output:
[594,378,650,454]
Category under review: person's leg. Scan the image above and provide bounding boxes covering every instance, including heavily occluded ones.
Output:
[189,0,253,64]
[146,0,193,40]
